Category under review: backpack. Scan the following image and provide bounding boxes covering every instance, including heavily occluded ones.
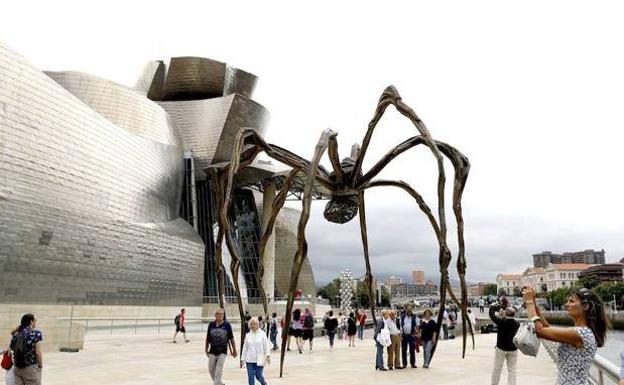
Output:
[174,315,180,326]
[12,332,28,369]
[303,314,314,328]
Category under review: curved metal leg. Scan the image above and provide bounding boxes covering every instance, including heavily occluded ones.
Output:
[357,191,377,326]
[279,129,335,378]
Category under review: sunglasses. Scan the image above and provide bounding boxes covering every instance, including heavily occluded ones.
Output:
[575,288,592,302]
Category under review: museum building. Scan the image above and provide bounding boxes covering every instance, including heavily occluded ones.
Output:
[0,42,316,309]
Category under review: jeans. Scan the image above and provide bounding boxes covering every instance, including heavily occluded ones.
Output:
[491,348,517,385]
[423,340,434,366]
[208,354,227,385]
[246,362,267,385]
[375,342,385,369]
[442,324,449,339]
[401,334,416,367]
[270,331,277,349]
[328,330,336,347]
[357,325,364,340]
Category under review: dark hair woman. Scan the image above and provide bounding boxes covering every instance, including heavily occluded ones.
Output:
[420,309,438,368]
[10,313,43,385]
[523,287,609,385]
[347,312,357,347]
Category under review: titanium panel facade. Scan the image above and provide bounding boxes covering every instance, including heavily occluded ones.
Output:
[0,42,204,305]
[157,92,269,178]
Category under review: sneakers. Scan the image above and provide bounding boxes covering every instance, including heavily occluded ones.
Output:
[172,341,177,343]
[185,340,190,343]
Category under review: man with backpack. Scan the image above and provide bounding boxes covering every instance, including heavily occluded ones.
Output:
[301,308,315,352]
[173,308,189,343]
[10,313,43,385]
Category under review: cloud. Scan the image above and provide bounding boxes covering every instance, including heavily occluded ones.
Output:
[299,200,624,286]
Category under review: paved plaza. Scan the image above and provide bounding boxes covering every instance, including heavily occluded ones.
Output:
[1,329,558,385]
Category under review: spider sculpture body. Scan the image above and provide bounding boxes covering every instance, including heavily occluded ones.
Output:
[209,86,471,377]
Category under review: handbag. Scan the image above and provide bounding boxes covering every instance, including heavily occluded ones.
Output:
[375,325,392,347]
[1,350,12,371]
[513,322,540,357]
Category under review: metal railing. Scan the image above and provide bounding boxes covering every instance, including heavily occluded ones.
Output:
[57,317,245,336]
[590,354,621,385]
[202,296,329,305]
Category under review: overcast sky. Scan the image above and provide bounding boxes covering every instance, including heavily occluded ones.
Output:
[3,1,624,285]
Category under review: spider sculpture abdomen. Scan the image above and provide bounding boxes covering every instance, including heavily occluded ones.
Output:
[323,194,359,224]
[323,157,362,224]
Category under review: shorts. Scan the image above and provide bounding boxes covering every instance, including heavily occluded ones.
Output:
[302,329,314,340]
[292,329,303,338]
[176,326,186,333]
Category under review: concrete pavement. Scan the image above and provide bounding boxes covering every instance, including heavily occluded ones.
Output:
[0,330,558,384]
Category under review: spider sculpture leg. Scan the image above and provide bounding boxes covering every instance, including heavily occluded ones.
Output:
[357,191,377,326]
[278,129,335,378]
[360,137,472,358]
[219,127,333,320]
[215,177,247,366]
[214,127,336,378]
[328,134,380,323]
[210,169,227,310]
[350,86,452,358]
[211,132,268,366]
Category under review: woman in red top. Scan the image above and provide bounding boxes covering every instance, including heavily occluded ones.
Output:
[356,310,367,340]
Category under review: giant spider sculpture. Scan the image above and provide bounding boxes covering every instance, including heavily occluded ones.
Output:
[209,86,471,377]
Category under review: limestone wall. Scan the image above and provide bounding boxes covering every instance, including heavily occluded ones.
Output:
[0,304,202,352]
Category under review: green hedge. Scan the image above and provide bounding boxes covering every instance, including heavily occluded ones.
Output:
[546,316,624,330]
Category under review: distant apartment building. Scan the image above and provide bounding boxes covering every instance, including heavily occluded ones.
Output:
[385,275,404,286]
[578,263,624,283]
[533,249,606,268]
[411,269,425,285]
[544,263,593,291]
[390,282,438,298]
[496,274,523,296]
[521,267,546,293]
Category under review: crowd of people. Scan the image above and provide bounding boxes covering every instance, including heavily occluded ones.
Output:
[4,292,624,385]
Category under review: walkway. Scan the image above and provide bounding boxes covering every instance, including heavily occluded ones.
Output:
[0,331,558,384]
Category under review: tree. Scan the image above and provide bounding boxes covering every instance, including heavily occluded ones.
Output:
[575,275,600,290]
[483,283,497,296]
[316,278,340,307]
[354,281,370,309]
[380,287,391,307]
[547,287,572,310]
[498,288,508,296]
[513,286,522,297]
[593,282,624,309]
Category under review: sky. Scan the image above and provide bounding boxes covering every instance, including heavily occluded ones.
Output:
[2,1,624,285]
